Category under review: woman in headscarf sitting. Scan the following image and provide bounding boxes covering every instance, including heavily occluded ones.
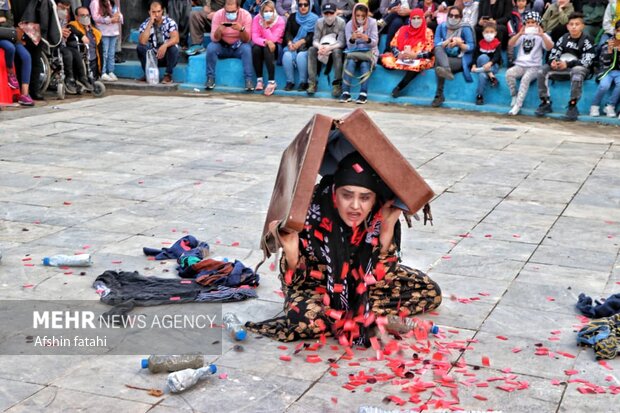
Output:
[381,8,435,98]
[281,0,318,91]
[251,0,285,95]
[246,152,442,347]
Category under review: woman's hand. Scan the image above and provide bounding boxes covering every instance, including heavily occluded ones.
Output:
[269,220,300,270]
[379,200,401,253]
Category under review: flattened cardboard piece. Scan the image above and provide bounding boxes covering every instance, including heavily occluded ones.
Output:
[336,108,434,214]
[261,114,333,255]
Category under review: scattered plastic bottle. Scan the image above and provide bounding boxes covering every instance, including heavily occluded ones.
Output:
[42,254,92,267]
[385,316,439,335]
[222,313,247,341]
[141,354,204,373]
[166,364,217,393]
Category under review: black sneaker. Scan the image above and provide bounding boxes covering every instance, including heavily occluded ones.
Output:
[331,82,342,98]
[431,94,444,107]
[306,81,316,95]
[391,86,401,98]
[475,94,484,105]
[244,79,254,92]
[297,82,308,92]
[564,105,579,121]
[339,92,351,103]
[65,78,77,95]
[356,93,368,104]
[284,82,294,91]
[535,101,553,117]
[205,77,215,90]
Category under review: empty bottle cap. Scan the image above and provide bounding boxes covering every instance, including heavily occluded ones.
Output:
[141,358,149,369]
[42,257,51,266]
[208,364,217,374]
[235,330,247,341]
[430,325,439,335]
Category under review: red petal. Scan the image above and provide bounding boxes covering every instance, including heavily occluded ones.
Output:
[279,355,291,362]
[481,356,490,367]
[496,335,508,341]
[473,394,487,401]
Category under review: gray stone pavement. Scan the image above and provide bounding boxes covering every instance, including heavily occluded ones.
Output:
[0,94,619,413]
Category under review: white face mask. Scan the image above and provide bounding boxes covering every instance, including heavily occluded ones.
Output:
[324,15,336,25]
[447,17,460,26]
[411,19,422,29]
[78,16,91,26]
[356,18,365,26]
[524,26,538,35]
[483,33,496,42]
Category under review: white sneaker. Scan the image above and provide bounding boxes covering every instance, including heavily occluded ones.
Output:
[508,105,520,116]
[603,104,616,117]
[510,96,517,107]
[108,72,118,81]
[100,73,112,82]
[589,105,600,117]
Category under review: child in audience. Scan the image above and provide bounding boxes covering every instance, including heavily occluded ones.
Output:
[590,20,620,118]
[471,21,501,105]
[505,10,553,115]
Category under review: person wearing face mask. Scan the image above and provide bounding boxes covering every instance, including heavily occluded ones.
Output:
[281,0,318,91]
[477,0,512,49]
[377,0,417,53]
[505,10,553,115]
[68,6,103,81]
[306,3,346,97]
[541,0,574,41]
[340,3,379,103]
[381,8,435,98]
[251,0,285,95]
[456,0,480,30]
[471,21,502,105]
[205,0,254,91]
[589,20,620,118]
[431,6,474,107]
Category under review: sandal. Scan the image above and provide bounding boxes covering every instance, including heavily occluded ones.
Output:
[255,79,264,91]
[264,82,276,96]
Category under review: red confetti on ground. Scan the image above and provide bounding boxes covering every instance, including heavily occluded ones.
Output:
[564,370,579,376]
[331,397,338,404]
[496,385,515,392]
[161,241,171,245]
[277,345,288,350]
[330,370,338,377]
[441,255,451,260]
[511,347,522,353]
[63,201,72,205]
[478,292,490,296]
[33,220,41,224]
[484,234,492,238]
[231,241,240,247]
[64,271,73,275]
[306,355,322,363]
[604,220,616,224]
[548,337,560,341]
[546,296,555,301]
[23,284,34,288]
[551,379,562,385]
[458,233,472,238]
[111,260,122,264]
[218,373,228,379]
[364,387,372,393]
[481,356,490,367]
[512,234,521,238]
[556,351,576,359]
[169,296,181,301]
[473,394,488,401]
[496,335,508,341]
[279,355,291,362]
[598,360,613,371]
[147,256,155,261]
[273,290,284,298]
[605,375,614,382]
[550,330,561,335]
[21,257,32,261]
[138,180,144,184]
[23,263,34,267]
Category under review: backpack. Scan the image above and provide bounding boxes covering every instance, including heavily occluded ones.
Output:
[506,11,522,37]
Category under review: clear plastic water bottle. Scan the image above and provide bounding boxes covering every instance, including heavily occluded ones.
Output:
[166,365,217,393]
[141,354,204,373]
[147,67,159,85]
[385,316,439,335]
[222,313,247,341]
[42,254,92,267]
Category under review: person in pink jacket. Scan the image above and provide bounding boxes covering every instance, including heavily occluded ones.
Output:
[90,0,123,81]
[251,0,285,95]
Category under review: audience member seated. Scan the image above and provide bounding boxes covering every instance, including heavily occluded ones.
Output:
[340,3,379,104]
[599,0,619,54]
[582,0,606,40]
[70,7,103,80]
[416,0,441,33]
[477,0,512,49]
[432,5,474,107]
[378,0,416,53]
[138,0,180,84]
[541,0,574,41]
[590,20,620,118]
[205,0,254,91]
[0,0,33,105]
[57,1,94,93]
[536,12,595,121]
[332,0,357,22]
[472,21,501,105]
[505,10,553,115]
[244,0,263,17]
[276,0,317,19]
[307,2,346,97]
[457,0,480,30]
[167,0,192,49]
[381,8,435,98]
[187,0,226,55]
[282,0,318,91]
[514,0,532,20]
[251,0,285,95]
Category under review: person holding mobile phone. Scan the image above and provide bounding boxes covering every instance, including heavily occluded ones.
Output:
[205,0,254,91]
[246,151,442,346]
[476,0,513,49]
[281,0,318,91]
[589,20,620,118]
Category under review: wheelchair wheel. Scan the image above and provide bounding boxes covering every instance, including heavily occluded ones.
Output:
[38,53,52,95]
[56,83,65,100]
[92,81,106,98]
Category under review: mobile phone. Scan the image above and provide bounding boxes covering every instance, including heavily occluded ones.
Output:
[222,22,233,27]
[480,16,490,20]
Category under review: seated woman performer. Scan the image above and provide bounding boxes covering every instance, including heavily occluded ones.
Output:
[246,151,442,346]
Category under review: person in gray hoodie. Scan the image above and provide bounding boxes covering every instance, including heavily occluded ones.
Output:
[307,2,346,96]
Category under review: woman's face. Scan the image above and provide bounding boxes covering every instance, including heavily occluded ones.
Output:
[335,185,376,227]
[355,9,367,22]
[297,1,310,15]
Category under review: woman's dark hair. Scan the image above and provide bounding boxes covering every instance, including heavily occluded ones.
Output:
[615,20,620,30]
[447,6,462,18]
[99,0,114,17]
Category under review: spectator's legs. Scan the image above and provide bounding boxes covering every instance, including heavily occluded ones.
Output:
[537,64,551,101]
[496,24,509,50]
[592,74,614,107]
[163,45,179,75]
[608,72,620,107]
[282,49,296,83]
[475,55,491,96]
[296,50,309,83]
[307,46,318,84]
[15,44,31,86]
[505,65,522,98]
[568,65,588,103]
[189,10,210,46]
[252,45,265,80]
[206,41,223,79]
[264,46,276,81]
[396,71,418,90]
[342,58,356,93]
[168,0,192,48]
[101,36,117,75]
[235,43,254,81]
[136,43,148,73]
[433,46,450,69]
[0,40,16,69]
[359,60,370,94]
[332,49,343,83]
[516,67,539,108]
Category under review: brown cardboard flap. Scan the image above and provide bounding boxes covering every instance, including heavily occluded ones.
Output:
[336,108,434,214]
